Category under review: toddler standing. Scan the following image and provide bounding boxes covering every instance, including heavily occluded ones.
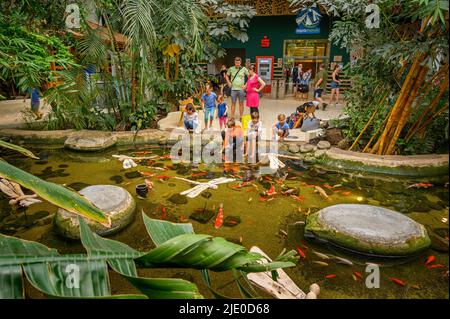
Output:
[217,95,228,131]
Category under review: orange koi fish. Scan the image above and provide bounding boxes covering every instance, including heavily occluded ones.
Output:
[245,189,253,193]
[325,274,337,279]
[179,215,189,222]
[214,204,224,229]
[388,277,406,287]
[191,172,208,178]
[353,271,363,280]
[424,255,436,267]
[293,243,306,259]
[428,264,445,269]
[259,197,269,202]
[161,207,167,220]
[341,191,351,196]
[291,195,305,202]
[140,171,155,178]
[407,183,434,189]
[156,175,170,180]
[267,185,276,196]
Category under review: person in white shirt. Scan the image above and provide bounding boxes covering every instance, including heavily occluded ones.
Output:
[183,104,199,133]
[246,112,263,163]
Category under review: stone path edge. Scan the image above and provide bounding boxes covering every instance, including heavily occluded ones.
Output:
[1,128,448,177]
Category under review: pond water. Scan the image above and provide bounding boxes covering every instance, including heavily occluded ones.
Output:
[1,145,449,299]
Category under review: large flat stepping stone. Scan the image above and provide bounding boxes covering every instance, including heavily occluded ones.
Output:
[55,185,136,239]
[305,204,431,256]
[65,131,117,151]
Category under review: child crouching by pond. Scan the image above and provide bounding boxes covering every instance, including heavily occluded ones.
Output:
[246,111,262,163]
[183,103,199,133]
[221,118,244,173]
[273,114,289,141]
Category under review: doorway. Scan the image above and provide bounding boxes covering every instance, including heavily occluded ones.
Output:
[283,39,329,77]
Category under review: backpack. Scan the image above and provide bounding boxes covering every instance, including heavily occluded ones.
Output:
[300,117,320,132]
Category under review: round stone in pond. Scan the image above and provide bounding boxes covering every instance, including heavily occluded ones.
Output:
[305,204,431,256]
[55,185,136,240]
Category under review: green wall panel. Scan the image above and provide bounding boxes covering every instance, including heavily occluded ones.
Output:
[222,15,349,64]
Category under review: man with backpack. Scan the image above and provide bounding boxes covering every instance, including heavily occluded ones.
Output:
[225,57,249,122]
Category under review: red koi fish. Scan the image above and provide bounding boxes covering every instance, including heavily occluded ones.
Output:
[160,154,173,160]
[179,215,189,223]
[428,264,445,269]
[214,204,224,229]
[341,191,351,196]
[259,197,269,202]
[161,207,167,220]
[291,195,305,202]
[293,243,306,259]
[245,189,253,193]
[191,172,208,178]
[325,274,337,279]
[156,175,170,180]
[407,183,434,189]
[424,255,436,267]
[135,150,152,156]
[267,185,276,196]
[323,183,333,190]
[140,171,155,178]
[353,271,363,280]
[389,277,406,287]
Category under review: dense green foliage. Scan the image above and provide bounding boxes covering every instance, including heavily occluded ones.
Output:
[290,0,449,155]
[1,0,255,131]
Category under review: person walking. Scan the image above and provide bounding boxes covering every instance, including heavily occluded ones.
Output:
[23,87,43,119]
[313,63,328,111]
[329,64,341,106]
[244,65,266,115]
[298,68,312,100]
[292,63,299,94]
[218,65,228,96]
[225,57,249,122]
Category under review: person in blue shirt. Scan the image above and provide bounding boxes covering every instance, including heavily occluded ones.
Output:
[201,84,218,131]
[23,87,42,119]
[273,114,290,141]
[217,95,228,131]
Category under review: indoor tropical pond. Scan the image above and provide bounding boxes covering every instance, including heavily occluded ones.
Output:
[1,145,448,299]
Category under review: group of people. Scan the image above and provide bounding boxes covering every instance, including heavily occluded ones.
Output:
[183,56,266,132]
[288,62,342,111]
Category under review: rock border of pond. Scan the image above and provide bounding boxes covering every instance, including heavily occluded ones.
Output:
[304,204,431,257]
[0,128,448,177]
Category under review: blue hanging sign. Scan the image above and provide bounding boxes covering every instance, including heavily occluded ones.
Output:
[295,4,322,35]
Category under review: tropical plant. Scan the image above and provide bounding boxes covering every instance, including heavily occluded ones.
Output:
[289,0,449,155]
[0,214,297,299]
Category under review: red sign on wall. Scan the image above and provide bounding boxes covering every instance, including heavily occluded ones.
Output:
[261,36,270,48]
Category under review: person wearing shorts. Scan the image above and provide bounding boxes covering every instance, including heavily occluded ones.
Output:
[313,64,328,111]
[24,87,42,119]
[201,83,217,131]
[226,57,249,121]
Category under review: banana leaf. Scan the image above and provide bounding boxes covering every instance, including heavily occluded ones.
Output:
[0,159,110,227]
[0,140,39,159]
[79,217,203,299]
[138,214,296,273]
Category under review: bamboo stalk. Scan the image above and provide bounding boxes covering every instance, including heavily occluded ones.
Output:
[349,109,379,151]
[405,73,449,141]
[376,53,426,154]
[363,112,390,153]
[384,65,429,154]
[415,103,449,137]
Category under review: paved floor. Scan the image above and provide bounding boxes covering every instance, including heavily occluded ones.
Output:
[0,99,51,129]
[158,94,347,141]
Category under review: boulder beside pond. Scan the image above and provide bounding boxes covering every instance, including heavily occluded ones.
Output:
[65,131,117,152]
[305,204,431,256]
[55,185,136,239]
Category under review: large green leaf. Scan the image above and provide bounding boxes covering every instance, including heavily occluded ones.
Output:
[139,214,296,273]
[0,140,39,159]
[0,160,110,227]
[79,218,203,299]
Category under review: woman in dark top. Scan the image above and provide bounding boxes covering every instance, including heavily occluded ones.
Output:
[219,65,228,96]
[329,64,341,106]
